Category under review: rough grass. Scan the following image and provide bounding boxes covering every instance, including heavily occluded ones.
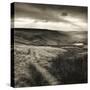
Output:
[13,45,87,87]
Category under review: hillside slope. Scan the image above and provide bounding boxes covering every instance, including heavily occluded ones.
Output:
[13,28,87,46]
[14,45,87,87]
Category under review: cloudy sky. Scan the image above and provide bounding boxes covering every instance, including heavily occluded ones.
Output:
[12,2,87,31]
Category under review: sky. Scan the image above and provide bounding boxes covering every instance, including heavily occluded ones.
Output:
[12,2,88,31]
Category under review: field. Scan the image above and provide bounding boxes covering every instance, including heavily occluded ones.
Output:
[12,28,88,87]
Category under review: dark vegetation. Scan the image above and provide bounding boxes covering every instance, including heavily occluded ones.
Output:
[48,49,87,84]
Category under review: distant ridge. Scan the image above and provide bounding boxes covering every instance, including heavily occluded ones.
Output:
[13,28,87,46]
[11,28,87,32]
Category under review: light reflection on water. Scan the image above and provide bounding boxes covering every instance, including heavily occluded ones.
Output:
[73,43,84,46]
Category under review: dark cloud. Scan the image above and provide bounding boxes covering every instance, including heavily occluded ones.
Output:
[14,2,87,22]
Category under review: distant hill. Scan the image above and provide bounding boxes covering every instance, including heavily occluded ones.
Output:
[12,28,87,46]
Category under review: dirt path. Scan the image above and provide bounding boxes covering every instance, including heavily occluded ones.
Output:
[26,49,60,85]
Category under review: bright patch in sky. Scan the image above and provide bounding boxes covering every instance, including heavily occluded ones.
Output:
[14,17,87,31]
